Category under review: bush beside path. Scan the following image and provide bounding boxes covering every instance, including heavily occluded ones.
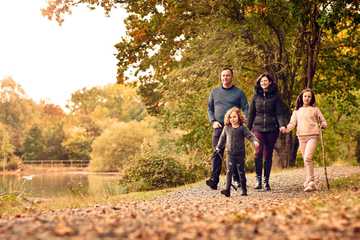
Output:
[0,166,359,240]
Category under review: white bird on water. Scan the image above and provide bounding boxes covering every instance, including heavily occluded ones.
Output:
[22,175,35,181]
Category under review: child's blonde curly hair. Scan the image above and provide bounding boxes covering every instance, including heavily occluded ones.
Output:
[224,107,246,126]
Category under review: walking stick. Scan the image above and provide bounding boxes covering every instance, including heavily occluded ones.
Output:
[319,127,330,190]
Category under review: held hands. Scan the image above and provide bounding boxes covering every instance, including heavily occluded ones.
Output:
[253,141,260,154]
[279,126,287,134]
[212,121,222,129]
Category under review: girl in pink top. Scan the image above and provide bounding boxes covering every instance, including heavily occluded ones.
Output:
[280,88,327,192]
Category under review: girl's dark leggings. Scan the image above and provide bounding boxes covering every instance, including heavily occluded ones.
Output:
[225,153,246,191]
[211,127,240,184]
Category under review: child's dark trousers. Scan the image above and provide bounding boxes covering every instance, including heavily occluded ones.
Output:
[225,152,247,193]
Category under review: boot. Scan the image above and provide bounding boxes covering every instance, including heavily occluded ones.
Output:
[254,176,262,189]
[237,165,247,196]
[264,179,271,191]
[241,186,247,196]
[264,158,272,192]
[240,179,247,196]
[205,179,217,190]
[221,171,232,197]
[220,189,230,197]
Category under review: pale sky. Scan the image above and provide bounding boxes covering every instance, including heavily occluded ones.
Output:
[0,0,127,108]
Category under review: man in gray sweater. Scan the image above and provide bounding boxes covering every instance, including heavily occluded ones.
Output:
[206,68,249,190]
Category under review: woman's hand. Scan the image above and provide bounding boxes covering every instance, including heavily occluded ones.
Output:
[279,126,287,134]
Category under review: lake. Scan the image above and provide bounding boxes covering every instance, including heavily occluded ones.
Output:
[0,172,126,198]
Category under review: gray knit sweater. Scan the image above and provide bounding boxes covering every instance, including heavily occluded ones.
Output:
[216,125,258,155]
[208,86,249,125]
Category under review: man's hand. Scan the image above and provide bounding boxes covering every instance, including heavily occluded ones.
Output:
[212,121,222,129]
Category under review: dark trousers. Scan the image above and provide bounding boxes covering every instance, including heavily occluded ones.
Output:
[210,128,240,184]
[225,153,246,192]
[253,130,279,182]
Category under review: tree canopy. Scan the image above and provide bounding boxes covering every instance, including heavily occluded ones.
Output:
[41,0,360,163]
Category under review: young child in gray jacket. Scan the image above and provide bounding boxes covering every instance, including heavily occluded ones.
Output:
[216,107,259,197]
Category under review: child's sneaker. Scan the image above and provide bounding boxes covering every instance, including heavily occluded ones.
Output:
[304,181,316,192]
[220,189,230,197]
[303,180,310,188]
[313,176,321,189]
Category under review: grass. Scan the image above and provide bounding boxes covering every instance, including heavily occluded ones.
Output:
[0,192,31,216]
[307,173,360,211]
[0,178,204,216]
[328,173,360,189]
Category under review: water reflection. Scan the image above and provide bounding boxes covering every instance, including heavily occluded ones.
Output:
[0,173,125,198]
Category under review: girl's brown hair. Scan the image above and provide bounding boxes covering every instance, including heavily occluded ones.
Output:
[224,107,245,126]
[295,88,316,110]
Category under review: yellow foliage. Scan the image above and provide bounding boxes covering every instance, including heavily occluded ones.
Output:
[89,119,158,172]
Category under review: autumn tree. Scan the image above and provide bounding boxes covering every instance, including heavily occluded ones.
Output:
[0,123,16,170]
[0,77,36,153]
[67,84,146,122]
[22,125,45,160]
[62,127,93,160]
[42,0,360,166]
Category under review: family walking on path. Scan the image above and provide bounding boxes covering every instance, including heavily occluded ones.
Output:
[206,68,327,197]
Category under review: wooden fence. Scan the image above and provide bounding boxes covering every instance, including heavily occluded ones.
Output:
[22,159,90,168]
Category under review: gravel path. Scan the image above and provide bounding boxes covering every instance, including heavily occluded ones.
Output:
[0,166,359,240]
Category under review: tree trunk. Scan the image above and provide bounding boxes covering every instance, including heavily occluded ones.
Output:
[273,133,292,168]
[356,132,360,165]
[289,134,299,167]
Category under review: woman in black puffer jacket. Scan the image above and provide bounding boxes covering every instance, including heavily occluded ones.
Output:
[248,73,286,191]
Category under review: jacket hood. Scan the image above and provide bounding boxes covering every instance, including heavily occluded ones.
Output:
[254,79,279,97]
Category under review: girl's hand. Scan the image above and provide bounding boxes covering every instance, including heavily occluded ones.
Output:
[279,127,287,134]
[212,121,222,129]
[254,141,260,149]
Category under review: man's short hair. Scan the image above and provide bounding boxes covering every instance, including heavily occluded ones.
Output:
[221,67,233,75]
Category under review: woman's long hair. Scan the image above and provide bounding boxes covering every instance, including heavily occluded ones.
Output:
[295,88,316,110]
[224,107,246,126]
[254,72,278,96]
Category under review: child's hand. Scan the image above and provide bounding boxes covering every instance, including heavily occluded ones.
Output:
[254,141,260,149]
[279,127,287,134]
[212,121,222,129]
[253,141,260,154]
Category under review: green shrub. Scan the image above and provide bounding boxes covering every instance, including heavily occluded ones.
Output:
[176,151,209,182]
[0,155,21,171]
[90,120,157,172]
[121,154,190,191]
[244,158,255,172]
[63,129,92,160]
